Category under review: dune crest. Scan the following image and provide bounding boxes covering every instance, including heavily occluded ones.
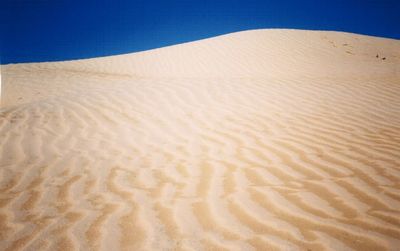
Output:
[1,29,400,250]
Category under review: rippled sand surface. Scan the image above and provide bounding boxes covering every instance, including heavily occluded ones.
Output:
[1,29,400,250]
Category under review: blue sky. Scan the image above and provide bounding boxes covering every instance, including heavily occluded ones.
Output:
[1,0,399,64]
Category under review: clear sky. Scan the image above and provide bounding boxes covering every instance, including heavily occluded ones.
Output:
[1,0,399,64]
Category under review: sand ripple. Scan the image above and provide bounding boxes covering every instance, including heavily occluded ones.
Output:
[1,29,400,250]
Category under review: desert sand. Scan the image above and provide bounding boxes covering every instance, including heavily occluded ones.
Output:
[1,29,400,251]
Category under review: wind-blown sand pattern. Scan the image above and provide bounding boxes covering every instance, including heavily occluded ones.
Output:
[1,29,400,251]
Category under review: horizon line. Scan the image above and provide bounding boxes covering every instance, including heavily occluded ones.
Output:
[1,28,399,66]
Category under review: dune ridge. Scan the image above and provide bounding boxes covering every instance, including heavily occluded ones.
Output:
[1,29,400,250]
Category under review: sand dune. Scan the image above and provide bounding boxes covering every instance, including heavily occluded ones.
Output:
[1,29,400,250]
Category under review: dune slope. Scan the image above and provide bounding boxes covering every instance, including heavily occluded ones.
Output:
[1,29,400,251]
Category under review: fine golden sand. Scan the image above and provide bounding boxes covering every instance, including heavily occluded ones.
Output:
[1,29,400,250]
